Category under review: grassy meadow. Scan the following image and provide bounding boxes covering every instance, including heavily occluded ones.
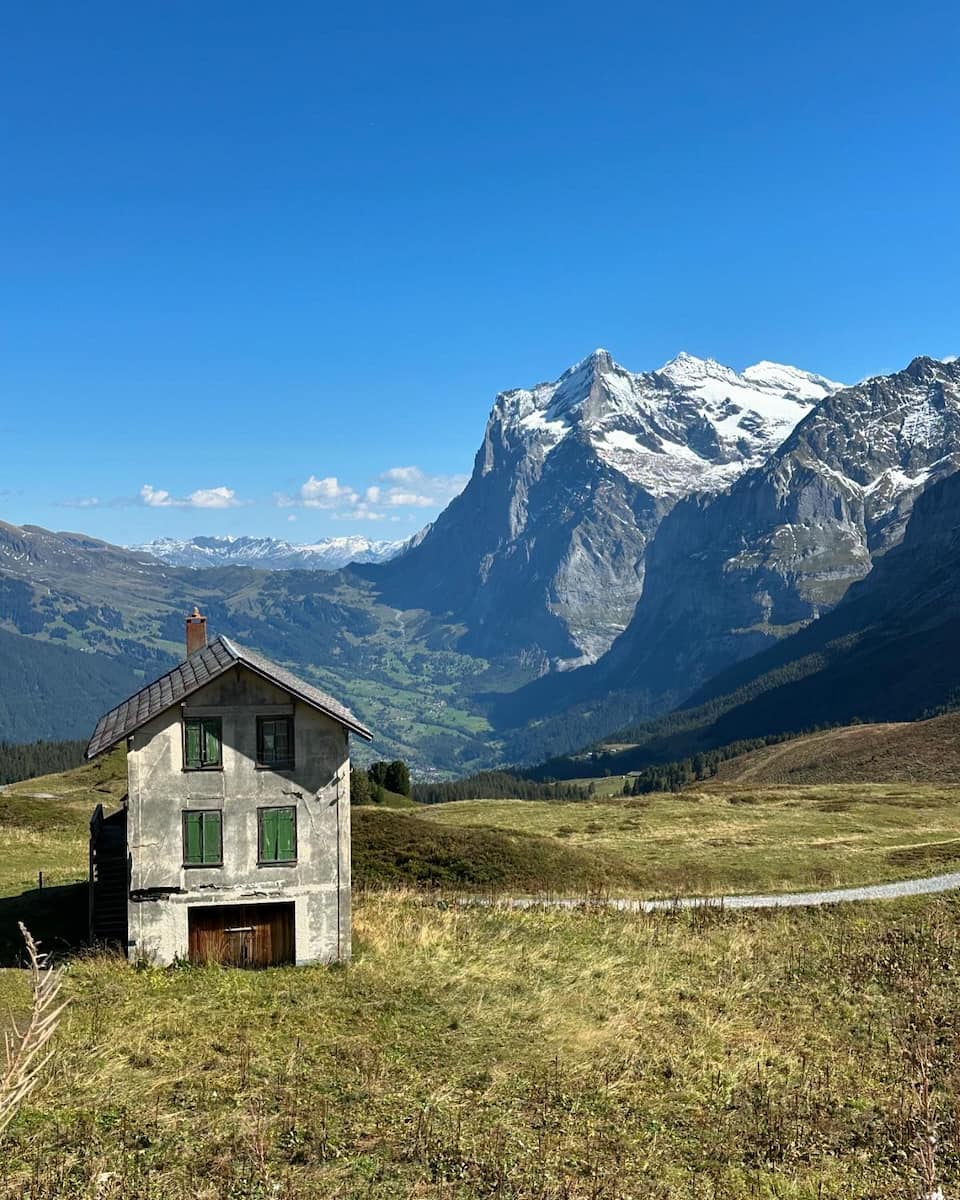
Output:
[0,749,126,900]
[3,755,960,1193]
[1,893,959,1197]
[415,783,960,897]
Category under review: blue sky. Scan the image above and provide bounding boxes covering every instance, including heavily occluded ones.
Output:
[1,0,958,543]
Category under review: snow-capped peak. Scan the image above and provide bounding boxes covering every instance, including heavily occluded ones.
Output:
[657,351,741,388]
[129,534,411,571]
[490,348,844,499]
[741,360,845,401]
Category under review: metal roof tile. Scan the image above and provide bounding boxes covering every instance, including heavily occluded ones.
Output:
[85,635,372,758]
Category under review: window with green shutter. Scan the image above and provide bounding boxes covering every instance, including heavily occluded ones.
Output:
[183,718,222,770]
[183,810,223,866]
[256,716,294,769]
[258,806,297,864]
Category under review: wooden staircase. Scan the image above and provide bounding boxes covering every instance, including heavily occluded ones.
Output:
[89,802,129,950]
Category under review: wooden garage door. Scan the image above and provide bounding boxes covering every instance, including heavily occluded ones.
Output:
[188,902,295,967]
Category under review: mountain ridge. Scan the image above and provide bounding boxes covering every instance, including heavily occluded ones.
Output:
[502,354,960,737]
[129,533,412,571]
[366,347,840,665]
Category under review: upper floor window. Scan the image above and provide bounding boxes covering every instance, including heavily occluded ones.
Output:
[257,716,294,770]
[184,717,222,771]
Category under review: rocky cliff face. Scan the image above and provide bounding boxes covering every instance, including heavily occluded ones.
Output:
[373,348,839,665]
[549,355,960,712]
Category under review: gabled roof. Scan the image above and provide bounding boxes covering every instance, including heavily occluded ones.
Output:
[85,634,373,758]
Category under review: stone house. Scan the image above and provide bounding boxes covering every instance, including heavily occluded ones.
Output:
[87,609,372,967]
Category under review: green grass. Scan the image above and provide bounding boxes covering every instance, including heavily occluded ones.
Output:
[6,755,960,908]
[0,748,126,899]
[355,787,418,809]
[353,808,648,893]
[2,893,960,1197]
[414,783,960,897]
[4,761,960,1193]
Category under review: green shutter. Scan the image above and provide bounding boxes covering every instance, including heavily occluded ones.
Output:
[185,721,201,769]
[261,809,278,861]
[184,812,203,863]
[202,812,222,864]
[203,720,221,766]
[277,808,296,861]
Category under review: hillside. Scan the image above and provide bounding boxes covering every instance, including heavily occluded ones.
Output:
[0,627,150,743]
[524,466,960,778]
[0,522,499,773]
[709,711,960,786]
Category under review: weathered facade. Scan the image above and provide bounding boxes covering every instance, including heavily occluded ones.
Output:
[87,614,372,967]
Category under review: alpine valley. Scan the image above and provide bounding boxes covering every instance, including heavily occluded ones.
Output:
[2,349,959,776]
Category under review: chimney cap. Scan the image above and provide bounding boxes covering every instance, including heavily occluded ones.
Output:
[189,606,202,619]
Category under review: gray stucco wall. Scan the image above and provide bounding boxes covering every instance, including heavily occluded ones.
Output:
[125,664,352,966]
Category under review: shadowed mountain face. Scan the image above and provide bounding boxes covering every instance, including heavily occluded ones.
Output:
[522,467,960,780]
[367,348,837,667]
[502,356,960,739]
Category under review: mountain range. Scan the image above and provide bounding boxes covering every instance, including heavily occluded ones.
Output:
[526,462,960,781]
[501,354,960,745]
[130,534,411,570]
[1,349,958,776]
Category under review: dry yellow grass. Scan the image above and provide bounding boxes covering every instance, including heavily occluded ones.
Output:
[415,783,960,896]
[1,892,959,1197]
[710,711,960,786]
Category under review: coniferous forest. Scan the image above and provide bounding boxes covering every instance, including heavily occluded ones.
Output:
[0,739,87,786]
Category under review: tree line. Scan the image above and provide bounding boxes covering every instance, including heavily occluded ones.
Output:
[0,739,87,786]
[412,771,589,805]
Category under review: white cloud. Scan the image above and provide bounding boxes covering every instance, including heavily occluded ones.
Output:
[387,491,434,507]
[60,496,102,508]
[380,465,423,485]
[378,466,468,510]
[300,475,358,508]
[190,487,243,509]
[140,484,244,509]
[276,476,359,510]
[275,465,468,522]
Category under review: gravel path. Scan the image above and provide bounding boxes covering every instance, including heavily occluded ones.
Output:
[494,871,960,914]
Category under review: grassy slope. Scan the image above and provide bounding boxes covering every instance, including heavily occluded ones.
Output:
[711,711,960,786]
[0,748,126,898]
[355,787,418,809]
[2,894,960,1197]
[353,808,649,893]
[416,785,960,896]
[6,752,960,914]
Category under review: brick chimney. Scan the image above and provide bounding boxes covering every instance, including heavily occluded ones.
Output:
[185,607,207,657]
